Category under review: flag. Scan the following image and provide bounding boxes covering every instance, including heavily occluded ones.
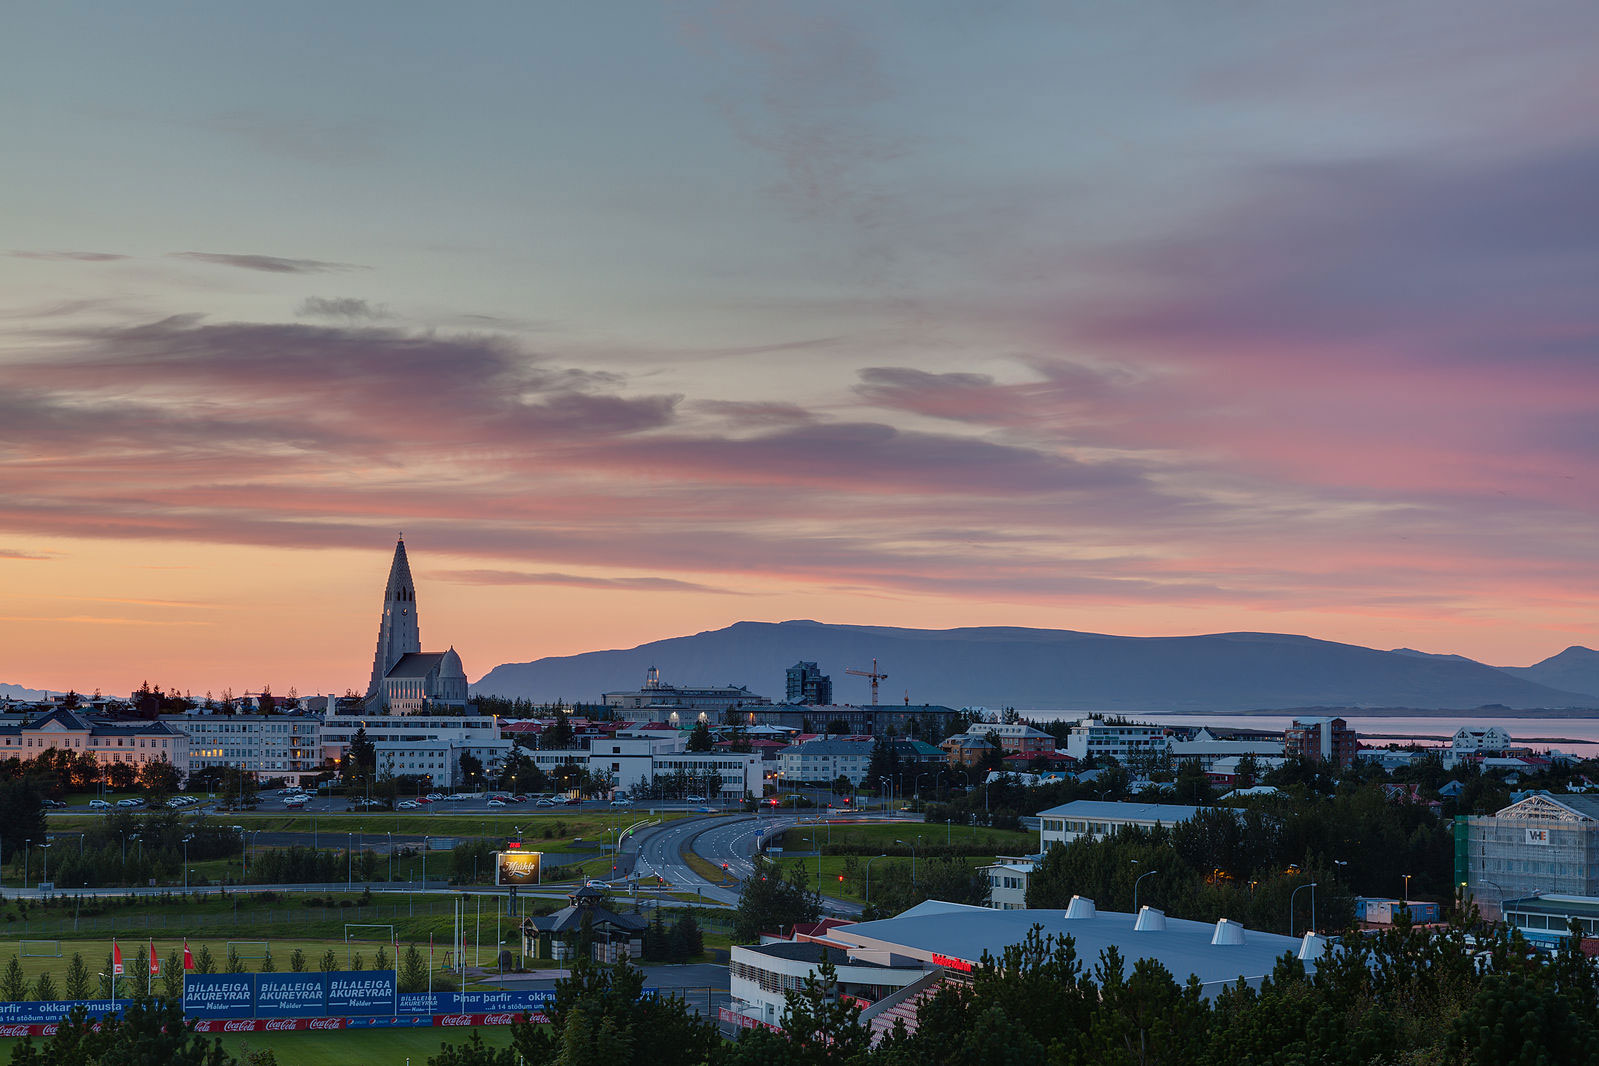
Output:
[112,940,124,976]
[149,939,159,976]
[183,941,194,972]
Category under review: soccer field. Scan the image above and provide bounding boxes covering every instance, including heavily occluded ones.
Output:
[0,1024,516,1065]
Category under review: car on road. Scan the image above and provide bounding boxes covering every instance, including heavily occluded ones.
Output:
[487,799,507,807]
[397,800,420,810]
[610,798,630,807]
[535,798,558,807]
[41,798,67,808]
[426,793,444,802]
[686,795,708,803]
[116,798,144,808]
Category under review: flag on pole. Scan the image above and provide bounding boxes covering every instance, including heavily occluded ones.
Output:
[149,940,160,976]
[112,940,124,976]
[183,940,195,972]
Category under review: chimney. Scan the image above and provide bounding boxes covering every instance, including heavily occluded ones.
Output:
[1210,918,1246,946]
[1134,906,1166,932]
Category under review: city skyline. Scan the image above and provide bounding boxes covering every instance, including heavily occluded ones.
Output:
[3,3,1598,695]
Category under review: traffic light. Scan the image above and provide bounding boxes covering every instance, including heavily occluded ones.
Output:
[837,874,845,882]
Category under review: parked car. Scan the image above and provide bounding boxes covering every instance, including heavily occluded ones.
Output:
[42,798,67,809]
[487,799,507,807]
[610,798,630,807]
[116,798,144,808]
[426,793,444,802]
[397,800,420,810]
[535,797,558,807]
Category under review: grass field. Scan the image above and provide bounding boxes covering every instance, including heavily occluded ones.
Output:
[47,812,685,840]
[778,821,1038,855]
[0,1024,517,1065]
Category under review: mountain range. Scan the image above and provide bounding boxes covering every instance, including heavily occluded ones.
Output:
[473,620,1599,712]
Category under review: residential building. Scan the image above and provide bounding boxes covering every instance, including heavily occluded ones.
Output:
[1036,800,1210,848]
[1452,726,1513,755]
[2,708,190,776]
[1456,793,1599,916]
[785,662,833,706]
[779,737,876,786]
[952,723,1055,757]
[1169,731,1284,772]
[940,733,993,767]
[981,859,1038,910]
[1283,717,1357,768]
[1060,716,1170,763]
[648,751,764,797]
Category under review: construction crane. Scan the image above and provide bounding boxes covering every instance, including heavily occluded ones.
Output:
[846,658,888,705]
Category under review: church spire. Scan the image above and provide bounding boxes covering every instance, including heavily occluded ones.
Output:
[368,536,422,697]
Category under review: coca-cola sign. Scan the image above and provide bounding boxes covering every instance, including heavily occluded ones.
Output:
[438,1014,474,1026]
[0,1025,34,1038]
[308,1017,344,1030]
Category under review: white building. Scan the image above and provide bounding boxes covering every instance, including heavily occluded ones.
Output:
[649,751,764,798]
[1169,732,1283,772]
[730,937,931,1029]
[778,737,876,786]
[1452,726,1513,755]
[981,859,1037,910]
[1061,716,1170,763]
[168,713,321,783]
[3,708,190,777]
[321,715,510,786]
[1037,800,1210,848]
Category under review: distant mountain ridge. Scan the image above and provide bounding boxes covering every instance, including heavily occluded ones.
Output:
[0,682,49,701]
[1497,646,1599,701]
[473,620,1599,712]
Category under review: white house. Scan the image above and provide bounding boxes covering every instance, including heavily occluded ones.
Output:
[1452,726,1513,755]
[1036,799,1210,848]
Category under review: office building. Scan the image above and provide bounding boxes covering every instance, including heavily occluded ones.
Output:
[601,666,771,725]
[1060,716,1170,763]
[1036,800,1210,848]
[3,708,190,776]
[785,662,833,706]
[1456,793,1599,916]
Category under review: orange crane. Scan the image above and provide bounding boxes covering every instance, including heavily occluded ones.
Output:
[846,658,888,705]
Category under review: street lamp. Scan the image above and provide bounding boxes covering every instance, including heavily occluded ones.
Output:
[183,835,193,890]
[24,839,30,886]
[1132,862,1159,916]
[865,853,887,907]
[895,839,917,886]
[1290,882,1319,937]
[1402,873,1413,902]
[347,833,353,890]
[40,841,51,885]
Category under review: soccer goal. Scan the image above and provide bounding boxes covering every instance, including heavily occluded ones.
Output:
[19,941,61,958]
[344,924,396,968]
[226,940,271,960]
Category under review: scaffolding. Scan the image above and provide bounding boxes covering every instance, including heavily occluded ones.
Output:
[1462,794,1599,915]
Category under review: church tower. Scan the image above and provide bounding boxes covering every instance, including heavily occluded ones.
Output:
[367,537,422,697]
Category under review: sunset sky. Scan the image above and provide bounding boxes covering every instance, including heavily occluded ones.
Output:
[3,2,1597,698]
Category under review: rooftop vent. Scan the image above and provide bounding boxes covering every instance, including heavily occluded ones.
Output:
[1065,896,1096,920]
[1134,906,1166,932]
[1210,918,1246,946]
[1297,932,1329,960]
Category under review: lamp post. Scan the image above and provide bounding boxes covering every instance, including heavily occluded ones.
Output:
[895,839,917,886]
[1133,863,1159,916]
[1402,872,1413,902]
[865,853,887,908]
[24,839,30,886]
[183,835,193,890]
[348,833,353,890]
[1290,882,1319,937]
[40,841,50,885]
[423,835,429,888]
[387,832,393,883]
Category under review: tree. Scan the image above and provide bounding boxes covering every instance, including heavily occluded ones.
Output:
[290,949,306,972]
[345,726,376,785]
[64,953,91,999]
[458,751,484,787]
[195,945,217,974]
[139,755,184,800]
[733,856,821,941]
[33,972,58,1002]
[2,956,32,1001]
[428,1030,516,1066]
[686,722,714,753]
[9,996,236,1066]
[0,780,46,865]
[320,949,339,973]
[399,945,428,992]
[226,948,245,973]
[162,951,184,999]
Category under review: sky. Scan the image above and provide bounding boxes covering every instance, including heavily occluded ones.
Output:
[2,1,1597,698]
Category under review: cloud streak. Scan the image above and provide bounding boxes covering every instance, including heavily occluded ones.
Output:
[169,252,365,274]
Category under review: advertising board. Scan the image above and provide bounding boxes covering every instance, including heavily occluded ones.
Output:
[496,850,542,886]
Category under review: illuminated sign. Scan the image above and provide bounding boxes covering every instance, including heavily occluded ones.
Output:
[931,953,972,973]
[495,851,542,886]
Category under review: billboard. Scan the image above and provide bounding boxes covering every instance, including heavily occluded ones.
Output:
[326,972,397,1016]
[254,973,329,1017]
[183,975,256,1019]
[496,850,542,886]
